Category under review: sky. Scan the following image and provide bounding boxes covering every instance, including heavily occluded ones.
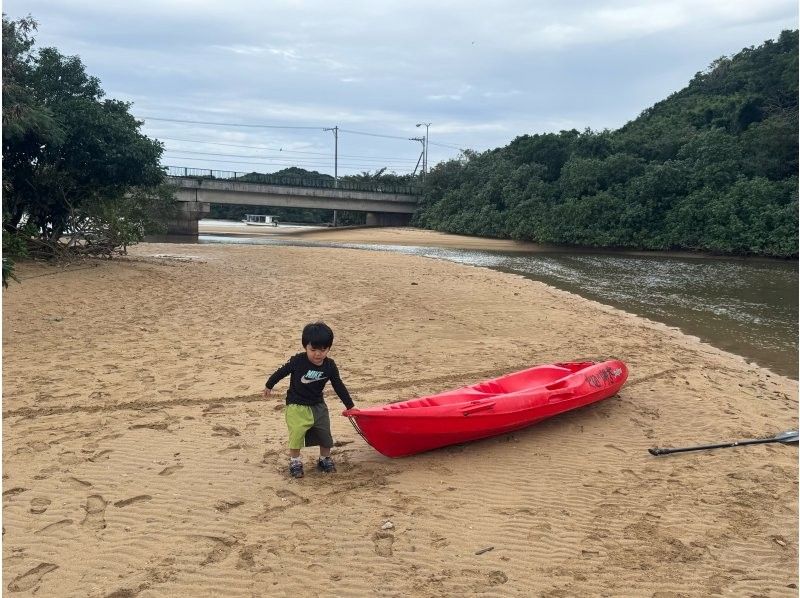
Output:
[4,1,797,178]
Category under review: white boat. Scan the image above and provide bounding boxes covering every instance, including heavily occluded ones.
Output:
[243,214,279,226]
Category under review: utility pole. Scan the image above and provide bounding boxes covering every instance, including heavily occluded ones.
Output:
[416,122,431,178]
[410,137,425,177]
[323,125,339,226]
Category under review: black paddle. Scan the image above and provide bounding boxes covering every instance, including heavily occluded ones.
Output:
[648,430,799,456]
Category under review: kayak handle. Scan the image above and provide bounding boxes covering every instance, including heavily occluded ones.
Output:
[547,391,575,403]
[461,401,496,416]
[546,380,570,390]
[345,414,372,448]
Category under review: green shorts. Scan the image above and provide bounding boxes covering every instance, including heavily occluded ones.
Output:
[285,403,334,449]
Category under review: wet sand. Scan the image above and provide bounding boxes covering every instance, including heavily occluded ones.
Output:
[201,221,545,251]
[3,227,797,596]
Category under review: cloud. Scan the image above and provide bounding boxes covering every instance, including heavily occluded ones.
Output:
[481,89,522,99]
[426,84,474,102]
[5,0,796,175]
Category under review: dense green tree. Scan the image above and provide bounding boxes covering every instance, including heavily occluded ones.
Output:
[414,31,798,257]
[559,153,644,199]
[2,14,174,280]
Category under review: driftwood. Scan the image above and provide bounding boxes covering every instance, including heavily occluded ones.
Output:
[23,235,125,262]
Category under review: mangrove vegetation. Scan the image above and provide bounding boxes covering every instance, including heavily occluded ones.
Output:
[414,31,798,257]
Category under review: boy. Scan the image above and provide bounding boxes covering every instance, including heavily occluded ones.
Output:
[263,321,355,478]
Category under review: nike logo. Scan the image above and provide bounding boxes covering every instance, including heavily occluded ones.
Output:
[301,375,327,384]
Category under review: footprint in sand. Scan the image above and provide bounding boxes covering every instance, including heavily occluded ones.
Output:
[236,543,271,573]
[275,488,307,507]
[198,536,237,566]
[214,499,245,512]
[487,570,509,585]
[63,477,92,489]
[158,465,183,476]
[455,568,510,588]
[373,531,394,557]
[212,425,241,437]
[256,489,308,519]
[88,449,113,462]
[3,487,28,498]
[290,521,315,541]
[34,520,73,535]
[58,452,82,465]
[29,498,51,514]
[202,404,226,416]
[621,468,641,480]
[7,562,59,593]
[129,422,169,431]
[261,449,280,463]
[82,495,108,531]
[34,465,60,480]
[28,441,50,453]
[113,495,152,508]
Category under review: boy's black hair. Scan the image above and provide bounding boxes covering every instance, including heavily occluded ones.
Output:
[302,321,334,349]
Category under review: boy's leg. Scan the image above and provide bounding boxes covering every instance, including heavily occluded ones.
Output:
[285,405,314,477]
[309,404,336,472]
[286,404,315,450]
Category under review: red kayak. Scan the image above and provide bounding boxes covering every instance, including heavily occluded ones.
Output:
[342,360,628,457]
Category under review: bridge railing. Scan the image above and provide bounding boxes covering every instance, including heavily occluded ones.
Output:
[164,166,420,196]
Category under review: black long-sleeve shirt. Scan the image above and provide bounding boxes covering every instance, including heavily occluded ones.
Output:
[265,352,354,409]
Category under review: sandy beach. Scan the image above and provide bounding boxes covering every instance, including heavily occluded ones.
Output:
[3,227,797,597]
[201,221,548,252]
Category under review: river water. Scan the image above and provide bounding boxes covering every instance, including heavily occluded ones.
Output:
[163,222,799,379]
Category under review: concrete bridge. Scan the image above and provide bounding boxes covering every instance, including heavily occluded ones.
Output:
[167,173,421,235]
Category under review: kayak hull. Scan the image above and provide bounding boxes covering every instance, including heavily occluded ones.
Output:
[343,360,628,458]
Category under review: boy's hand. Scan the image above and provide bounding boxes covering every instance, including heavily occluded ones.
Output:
[262,387,272,399]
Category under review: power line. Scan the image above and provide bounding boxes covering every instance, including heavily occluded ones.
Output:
[161,154,415,173]
[428,140,466,151]
[142,114,470,161]
[338,128,412,141]
[158,137,418,162]
[162,152,401,169]
[142,116,322,129]
[164,150,336,166]
[143,115,469,150]
[163,147,414,166]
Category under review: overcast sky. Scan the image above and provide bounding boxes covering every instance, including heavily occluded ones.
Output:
[5,1,797,177]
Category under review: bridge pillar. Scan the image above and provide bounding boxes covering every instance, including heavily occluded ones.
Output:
[365,212,412,226]
[167,201,211,235]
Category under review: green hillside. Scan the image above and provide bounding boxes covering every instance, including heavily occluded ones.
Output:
[414,30,798,257]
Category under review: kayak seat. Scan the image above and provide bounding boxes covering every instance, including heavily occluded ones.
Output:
[471,381,504,394]
[385,397,443,409]
[495,367,573,393]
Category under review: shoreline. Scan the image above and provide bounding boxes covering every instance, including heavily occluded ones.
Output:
[3,236,797,596]
[198,223,798,380]
[201,222,799,262]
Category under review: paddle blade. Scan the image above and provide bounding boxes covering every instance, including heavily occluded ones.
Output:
[776,430,799,444]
